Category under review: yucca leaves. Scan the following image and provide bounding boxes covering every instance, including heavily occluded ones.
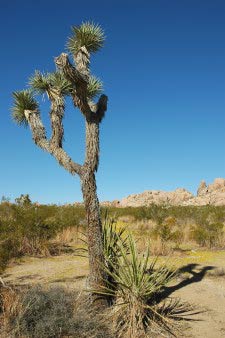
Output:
[102,212,129,267]
[88,217,196,336]
[67,22,105,54]
[30,70,101,99]
[12,90,39,126]
[87,75,103,99]
[47,72,73,95]
[29,71,72,96]
[29,71,50,95]
[105,236,175,300]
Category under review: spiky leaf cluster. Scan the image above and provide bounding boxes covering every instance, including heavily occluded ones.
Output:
[29,71,50,95]
[48,72,73,96]
[67,22,105,54]
[87,75,103,99]
[29,71,72,96]
[12,90,38,126]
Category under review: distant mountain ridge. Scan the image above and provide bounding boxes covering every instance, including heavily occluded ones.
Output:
[101,178,225,207]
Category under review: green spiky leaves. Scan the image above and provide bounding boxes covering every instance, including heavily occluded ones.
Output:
[67,22,105,54]
[29,71,72,96]
[87,75,103,99]
[29,71,102,100]
[12,90,39,126]
[47,72,73,95]
[29,71,50,95]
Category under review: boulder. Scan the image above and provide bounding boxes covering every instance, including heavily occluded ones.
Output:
[118,178,225,207]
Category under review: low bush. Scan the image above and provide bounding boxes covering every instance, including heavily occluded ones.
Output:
[1,202,225,273]
[151,217,184,254]
[191,222,224,248]
[0,286,113,338]
[0,203,86,272]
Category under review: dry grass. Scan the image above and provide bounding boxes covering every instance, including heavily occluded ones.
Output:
[0,285,114,338]
[53,226,83,246]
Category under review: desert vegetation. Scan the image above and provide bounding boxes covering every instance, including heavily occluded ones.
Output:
[1,12,224,338]
[0,203,206,337]
[0,200,224,274]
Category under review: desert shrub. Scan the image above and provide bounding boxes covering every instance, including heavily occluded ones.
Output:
[0,203,86,271]
[0,286,113,338]
[1,202,225,272]
[0,238,20,273]
[153,217,177,242]
[12,286,76,337]
[191,222,224,248]
[106,205,225,232]
[0,205,60,263]
[151,217,184,254]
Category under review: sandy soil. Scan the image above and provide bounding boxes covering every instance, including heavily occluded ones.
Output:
[2,250,225,338]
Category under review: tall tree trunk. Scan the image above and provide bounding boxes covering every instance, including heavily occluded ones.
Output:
[81,169,106,304]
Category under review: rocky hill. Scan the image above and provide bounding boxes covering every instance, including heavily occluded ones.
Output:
[103,178,225,207]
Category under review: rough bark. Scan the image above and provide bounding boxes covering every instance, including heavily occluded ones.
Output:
[84,120,99,172]
[55,51,108,123]
[24,110,82,176]
[55,52,92,120]
[81,170,105,297]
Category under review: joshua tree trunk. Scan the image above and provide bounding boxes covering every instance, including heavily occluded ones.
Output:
[81,170,104,291]
[80,118,106,296]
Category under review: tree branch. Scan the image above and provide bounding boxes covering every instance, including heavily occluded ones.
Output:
[24,110,82,176]
[55,51,108,124]
[48,90,64,148]
[55,52,88,86]
[54,50,108,172]
[74,46,90,76]
[55,52,93,120]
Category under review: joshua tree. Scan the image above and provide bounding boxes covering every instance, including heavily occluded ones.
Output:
[12,22,108,301]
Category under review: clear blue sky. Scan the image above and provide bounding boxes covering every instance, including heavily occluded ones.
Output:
[0,0,224,204]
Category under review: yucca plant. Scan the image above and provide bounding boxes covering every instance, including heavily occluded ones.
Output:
[87,75,103,99]
[102,212,129,269]
[12,90,39,126]
[67,22,105,54]
[95,235,196,337]
[29,71,72,97]
[76,213,130,301]
[101,213,130,303]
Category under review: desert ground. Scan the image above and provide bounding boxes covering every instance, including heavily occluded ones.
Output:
[3,248,225,338]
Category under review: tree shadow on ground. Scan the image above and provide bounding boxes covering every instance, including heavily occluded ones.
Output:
[159,263,215,301]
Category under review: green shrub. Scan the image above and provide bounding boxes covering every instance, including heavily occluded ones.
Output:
[0,203,86,271]
[191,222,224,248]
[1,202,225,272]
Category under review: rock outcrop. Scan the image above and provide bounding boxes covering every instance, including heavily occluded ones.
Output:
[197,180,208,196]
[120,188,194,207]
[111,178,225,207]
